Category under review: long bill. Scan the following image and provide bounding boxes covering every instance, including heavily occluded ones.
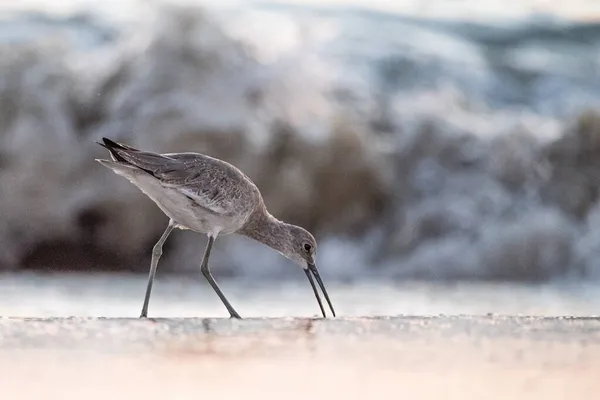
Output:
[304,263,336,318]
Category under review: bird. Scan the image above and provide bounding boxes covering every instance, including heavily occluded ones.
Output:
[95,137,336,319]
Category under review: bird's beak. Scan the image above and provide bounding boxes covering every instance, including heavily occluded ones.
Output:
[304,262,336,318]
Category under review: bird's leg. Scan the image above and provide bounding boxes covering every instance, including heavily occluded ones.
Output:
[200,236,242,319]
[140,219,176,318]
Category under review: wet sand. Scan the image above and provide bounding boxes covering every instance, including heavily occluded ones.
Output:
[1,316,599,399]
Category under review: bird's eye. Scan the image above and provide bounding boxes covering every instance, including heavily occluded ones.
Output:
[304,243,312,252]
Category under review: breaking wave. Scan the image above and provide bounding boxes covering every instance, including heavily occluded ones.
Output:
[2,1,600,282]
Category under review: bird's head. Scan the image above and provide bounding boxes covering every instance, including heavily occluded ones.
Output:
[282,224,317,267]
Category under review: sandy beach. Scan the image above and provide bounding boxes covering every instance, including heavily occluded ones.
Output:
[1,316,599,400]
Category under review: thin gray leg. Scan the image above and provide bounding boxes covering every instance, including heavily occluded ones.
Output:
[140,219,176,318]
[201,236,242,319]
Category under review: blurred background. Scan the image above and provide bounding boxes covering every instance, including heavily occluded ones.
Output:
[1,0,600,318]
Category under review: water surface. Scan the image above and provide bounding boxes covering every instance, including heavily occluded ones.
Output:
[1,272,598,317]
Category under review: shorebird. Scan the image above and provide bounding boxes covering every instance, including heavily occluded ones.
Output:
[96,137,336,319]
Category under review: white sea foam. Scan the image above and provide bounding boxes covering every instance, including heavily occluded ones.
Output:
[2,0,600,281]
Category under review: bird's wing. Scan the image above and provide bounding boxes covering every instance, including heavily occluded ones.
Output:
[156,159,236,215]
[112,149,244,215]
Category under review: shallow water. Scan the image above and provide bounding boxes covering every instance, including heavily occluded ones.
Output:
[1,272,598,317]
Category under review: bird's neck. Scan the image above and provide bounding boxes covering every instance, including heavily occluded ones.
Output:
[239,209,292,256]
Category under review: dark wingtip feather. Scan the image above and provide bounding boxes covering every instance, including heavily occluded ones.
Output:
[97,137,127,162]
[100,137,141,152]
[95,140,109,149]
[101,137,121,148]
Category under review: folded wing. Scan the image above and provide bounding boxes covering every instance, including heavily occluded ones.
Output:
[99,138,243,216]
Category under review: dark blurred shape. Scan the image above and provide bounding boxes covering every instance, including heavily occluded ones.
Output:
[543,110,600,219]
[21,240,136,272]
